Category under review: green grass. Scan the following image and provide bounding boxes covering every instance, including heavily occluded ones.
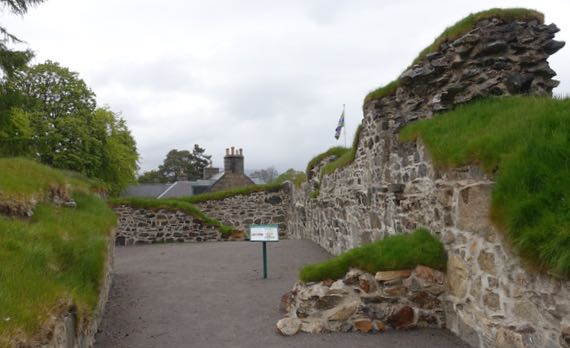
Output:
[306,146,350,176]
[320,125,363,178]
[0,172,116,344]
[272,169,307,188]
[176,182,284,204]
[363,8,544,105]
[299,229,446,282]
[400,96,570,277]
[0,158,92,202]
[108,197,234,234]
[309,189,319,200]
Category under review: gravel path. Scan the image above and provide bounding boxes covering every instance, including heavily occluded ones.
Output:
[95,240,469,348]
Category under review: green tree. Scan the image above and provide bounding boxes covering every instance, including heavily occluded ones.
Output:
[0,0,46,78]
[140,146,211,183]
[90,108,139,195]
[4,60,138,195]
[12,60,97,167]
[250,166,279,183]
[138,169,162,184]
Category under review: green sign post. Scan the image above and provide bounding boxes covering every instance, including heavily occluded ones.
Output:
[250,224,279,279]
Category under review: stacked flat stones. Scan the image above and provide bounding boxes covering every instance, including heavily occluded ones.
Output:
[277,266,446,335]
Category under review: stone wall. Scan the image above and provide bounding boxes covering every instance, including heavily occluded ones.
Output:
[113,206,226,245]
[277,266,446,336]
[196,185,291,238]
[114,184,291,244]
[289,18,570,347]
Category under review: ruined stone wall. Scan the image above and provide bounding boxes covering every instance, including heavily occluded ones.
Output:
[277,266,446,336]
[196,185,291,238]
[114,185,291,244]
[113,206,225,245]
[289,18,570,347]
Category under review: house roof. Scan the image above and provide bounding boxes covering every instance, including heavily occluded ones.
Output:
[157,181,194,199]
[122,184,171,198]
[123,171,260,198]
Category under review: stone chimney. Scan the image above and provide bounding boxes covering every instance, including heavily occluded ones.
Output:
[224,147,245,174]
[203,164,220,180]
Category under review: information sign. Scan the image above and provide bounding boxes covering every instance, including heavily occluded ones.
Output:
[250,224,279,242]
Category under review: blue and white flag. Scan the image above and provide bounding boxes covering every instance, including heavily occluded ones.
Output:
[334,110,345,140]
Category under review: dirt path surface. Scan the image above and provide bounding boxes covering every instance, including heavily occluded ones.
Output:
[95,240,469,348]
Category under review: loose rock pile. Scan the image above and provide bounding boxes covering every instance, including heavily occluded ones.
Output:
[277,266,446,335]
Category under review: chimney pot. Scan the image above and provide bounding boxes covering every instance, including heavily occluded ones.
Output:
[231,146,235,155]
[239,148,243,156]
[225,148,229,155]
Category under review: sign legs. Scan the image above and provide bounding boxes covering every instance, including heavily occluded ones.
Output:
[262,241,268,279]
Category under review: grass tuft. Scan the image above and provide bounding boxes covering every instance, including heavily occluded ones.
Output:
[320,124,363,178]
[107,197,234,234]
[272,169,307,188]
[400,96,570,277]
[363,8,544,105]
[306,146,350,176]
[299,229,446,282]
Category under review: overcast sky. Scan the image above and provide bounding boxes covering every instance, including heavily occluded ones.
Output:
[2,0,569,173]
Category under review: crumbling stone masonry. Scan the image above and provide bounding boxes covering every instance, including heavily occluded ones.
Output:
[196,186,291,238]
[277,266,446,336]
[289,17,570,347]
[113,184,291,245]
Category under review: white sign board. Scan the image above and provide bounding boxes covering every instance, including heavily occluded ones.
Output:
[250,224,279,242]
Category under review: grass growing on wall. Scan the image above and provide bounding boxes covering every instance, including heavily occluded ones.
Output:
[363,8,544,105]
[305,146,350,176]
[400,96,570,277]
[108,197,234,234]
[0,158,92,201]
[320,125,364,178]
[176,182,284,204]
[0,161,116,344]
[299,229,446,282]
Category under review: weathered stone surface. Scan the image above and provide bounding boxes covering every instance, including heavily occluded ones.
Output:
[326,302,359,321]
[387,306,415,329]
[447,255,468,298]
[375,270,412,282]
[414,265,445,285]
[354,319,374,333]
[280,291,295,313]
[483,291,501,311]
[300,319,326,334]
[561,324,570,347]
[496,326,534,348]
[477,250,497,275]
[276,317,301,336]
[278,268,445,334]
[456,184,494,234]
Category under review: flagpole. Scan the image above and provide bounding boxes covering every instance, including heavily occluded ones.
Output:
[343,104,347,148]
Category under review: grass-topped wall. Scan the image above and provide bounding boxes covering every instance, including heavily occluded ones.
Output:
[299,229,446,282]
[0,158,115,345]
[108,197,234,234]
[363,8,544,105]
[400,96,570,277]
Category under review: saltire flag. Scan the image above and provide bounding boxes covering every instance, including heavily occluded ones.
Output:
[334,109,345,140]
